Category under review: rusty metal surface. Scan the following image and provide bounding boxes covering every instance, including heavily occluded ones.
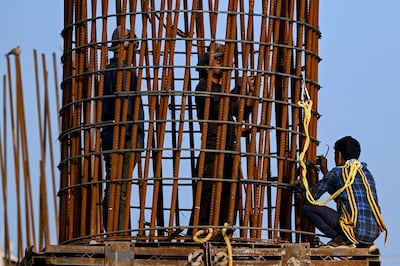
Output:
[57,0,322,245]
[105,242,135,265]
[311,262,380,266]
[281,243,310,265]
[20,242,381,266]
[310,247,381,266]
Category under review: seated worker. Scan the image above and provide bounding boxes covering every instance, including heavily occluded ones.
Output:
[188,43,254,235]
[300,136,386,249]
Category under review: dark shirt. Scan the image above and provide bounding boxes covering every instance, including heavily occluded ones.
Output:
[101,57,145,150]
[195,79,236,151]
[303,162,382,244]
[195,79,252,151]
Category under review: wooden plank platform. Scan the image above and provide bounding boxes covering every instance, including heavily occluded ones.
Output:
[20,241,381,265]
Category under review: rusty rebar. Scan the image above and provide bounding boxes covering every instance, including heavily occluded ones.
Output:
[10,47,37,254]
[40,52,51,248]
[1,75,11,265]
[5,53,24,260]
[53,0,321,245]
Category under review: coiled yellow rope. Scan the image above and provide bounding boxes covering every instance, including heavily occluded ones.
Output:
[193,228,213,243]
[192,223,233,265]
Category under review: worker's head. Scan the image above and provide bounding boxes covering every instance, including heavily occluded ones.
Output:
[334,136,361,164]
[109,26,138,52]
[196,43,224,79]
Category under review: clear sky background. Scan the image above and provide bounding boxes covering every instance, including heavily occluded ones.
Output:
[0,0,399,265]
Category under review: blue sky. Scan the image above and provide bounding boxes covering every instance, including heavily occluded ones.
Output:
[0,0,399,264]
[318,1,400,264]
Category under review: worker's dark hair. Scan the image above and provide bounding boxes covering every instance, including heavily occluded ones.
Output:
[334,136,361,160]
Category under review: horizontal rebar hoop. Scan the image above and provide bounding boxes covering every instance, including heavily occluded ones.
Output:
[59,0,321,244]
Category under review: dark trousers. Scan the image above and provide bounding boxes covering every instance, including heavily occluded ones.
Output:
[188,153,239,234]
[302,204,341,238]
[103,139,140,232]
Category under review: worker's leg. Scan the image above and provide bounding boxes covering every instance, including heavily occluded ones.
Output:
[118,139,138,231]
[188,153,215,234]
[220,156,237,226]
[302,204,340,238]
[198,158,214,226]
[103,152,112,231]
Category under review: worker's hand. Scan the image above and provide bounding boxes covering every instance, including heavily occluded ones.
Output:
[293,178,302,186]
[242,76,255,107]
[316,155,328,175]
[246,76,255,93]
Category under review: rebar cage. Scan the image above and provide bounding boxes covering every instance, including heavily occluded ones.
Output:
[59,0,321,244]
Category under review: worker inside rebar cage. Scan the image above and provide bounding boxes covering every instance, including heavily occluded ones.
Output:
[188,43,256,236]
[101,25,145,234]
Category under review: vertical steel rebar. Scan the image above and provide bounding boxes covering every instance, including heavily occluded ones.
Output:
[5,54,24,260]
[1,75,11,265]
[40,53,51,248]
[12,47,37,253]
[54,0,321,244]
[50,52,61,241]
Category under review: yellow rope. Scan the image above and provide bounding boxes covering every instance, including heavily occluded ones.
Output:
[298,99,359,206]
[193,228,214,243]
[340,166,388,244]
[222,223,233,266]
[192,223,233,265]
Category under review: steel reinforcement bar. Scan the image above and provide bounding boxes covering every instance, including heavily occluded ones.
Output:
[59,0,321,244]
